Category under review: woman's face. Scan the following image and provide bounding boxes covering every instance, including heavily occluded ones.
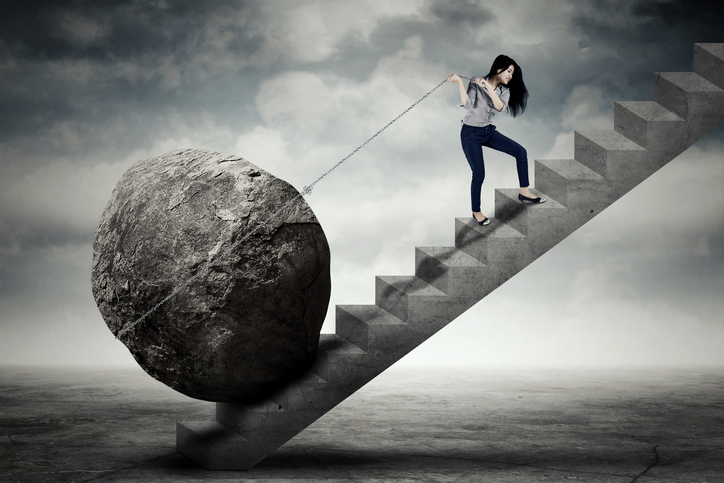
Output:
[496,64,514,85]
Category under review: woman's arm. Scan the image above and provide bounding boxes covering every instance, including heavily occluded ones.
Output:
[447,73,468,106]
[478,77,505,111]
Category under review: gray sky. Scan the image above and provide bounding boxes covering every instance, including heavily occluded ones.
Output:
[1,0,723,368]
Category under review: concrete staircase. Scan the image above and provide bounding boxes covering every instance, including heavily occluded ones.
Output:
[177,43,724,470]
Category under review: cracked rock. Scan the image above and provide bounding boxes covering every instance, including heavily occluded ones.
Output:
[91,149,331,403]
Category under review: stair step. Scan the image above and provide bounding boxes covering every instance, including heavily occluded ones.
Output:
[535,158,607,209]
[176,421,250,470]
[317,333,367,354]
[266,371,328,410]
[213,346,340,437]
[614,101,686,150]
[454,217,525,267]
[695,43,724,89]
[375,275,444,322]
[416,246,484,269]
[212,398,286,440]
[375,275,475,327]
[335,305,409,354]
[574,130,651,189]
[214,400,287,440]
[654,72,724,122]
[495,188,568,241]
[415,246,486,297]
[307,334,368,385]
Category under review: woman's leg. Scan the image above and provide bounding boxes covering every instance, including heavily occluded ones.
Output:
[483,130,530,188]
[460,125,486,213]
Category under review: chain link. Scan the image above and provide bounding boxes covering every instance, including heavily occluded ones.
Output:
[115,75,457,339]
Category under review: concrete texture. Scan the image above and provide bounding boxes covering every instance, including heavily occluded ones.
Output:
[654,72,724,122]
[176,333,404,469]
[375,275,447,323]
[494,188,568,240]
[534,158,607,208]
[414,246,486,298]
[613,101,686,151]
[182,43,724,469]
[695,43,724,89]
[335,305,409,354]
[574,130,647,182]
[455,217,526,269]
[2,365,724,482]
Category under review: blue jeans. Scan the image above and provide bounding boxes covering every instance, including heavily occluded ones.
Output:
[460,123,530,212]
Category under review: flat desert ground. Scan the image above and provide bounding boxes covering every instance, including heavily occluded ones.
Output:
[2,365,723,482]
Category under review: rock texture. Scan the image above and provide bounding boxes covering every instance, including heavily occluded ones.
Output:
[92,149,331,403]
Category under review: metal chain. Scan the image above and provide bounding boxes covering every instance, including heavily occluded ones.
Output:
[115,75,459,339]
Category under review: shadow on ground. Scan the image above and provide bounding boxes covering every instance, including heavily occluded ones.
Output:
[1,365,723,482]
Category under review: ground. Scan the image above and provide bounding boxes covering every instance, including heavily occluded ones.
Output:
[1,365,723,482]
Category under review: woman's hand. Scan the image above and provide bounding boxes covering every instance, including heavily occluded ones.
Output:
[449,73,469,106]
[447,73,462,83]
[475,77,490,89]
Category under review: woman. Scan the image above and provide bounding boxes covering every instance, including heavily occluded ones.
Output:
[448,54,544,226]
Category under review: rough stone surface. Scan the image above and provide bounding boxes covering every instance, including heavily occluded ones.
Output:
[91,149,331,403]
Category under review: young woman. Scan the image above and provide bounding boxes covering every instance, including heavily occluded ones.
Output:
[448,54,544,226]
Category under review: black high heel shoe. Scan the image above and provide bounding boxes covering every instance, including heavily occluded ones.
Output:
[473,213,491,226]
[518,193,546,204]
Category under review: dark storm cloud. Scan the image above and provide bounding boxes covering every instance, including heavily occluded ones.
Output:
[0,0,265,158]
[0,0,256,61]
[428,0,495,30]
[342,1,497,95]
[2,0,722,254]
[0,1,279,290]
[319,1,489,83]
[572,0,724,98]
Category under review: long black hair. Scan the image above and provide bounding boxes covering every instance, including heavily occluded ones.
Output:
[485,54,528,118]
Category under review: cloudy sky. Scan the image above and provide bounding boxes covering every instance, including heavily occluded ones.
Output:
[1,0,723,369]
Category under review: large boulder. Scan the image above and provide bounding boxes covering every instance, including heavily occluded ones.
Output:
[91,149,331,403]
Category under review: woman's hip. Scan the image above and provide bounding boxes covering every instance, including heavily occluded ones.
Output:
[460,123,497,144]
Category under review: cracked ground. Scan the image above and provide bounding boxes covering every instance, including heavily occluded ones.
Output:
[1,366,723,482]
